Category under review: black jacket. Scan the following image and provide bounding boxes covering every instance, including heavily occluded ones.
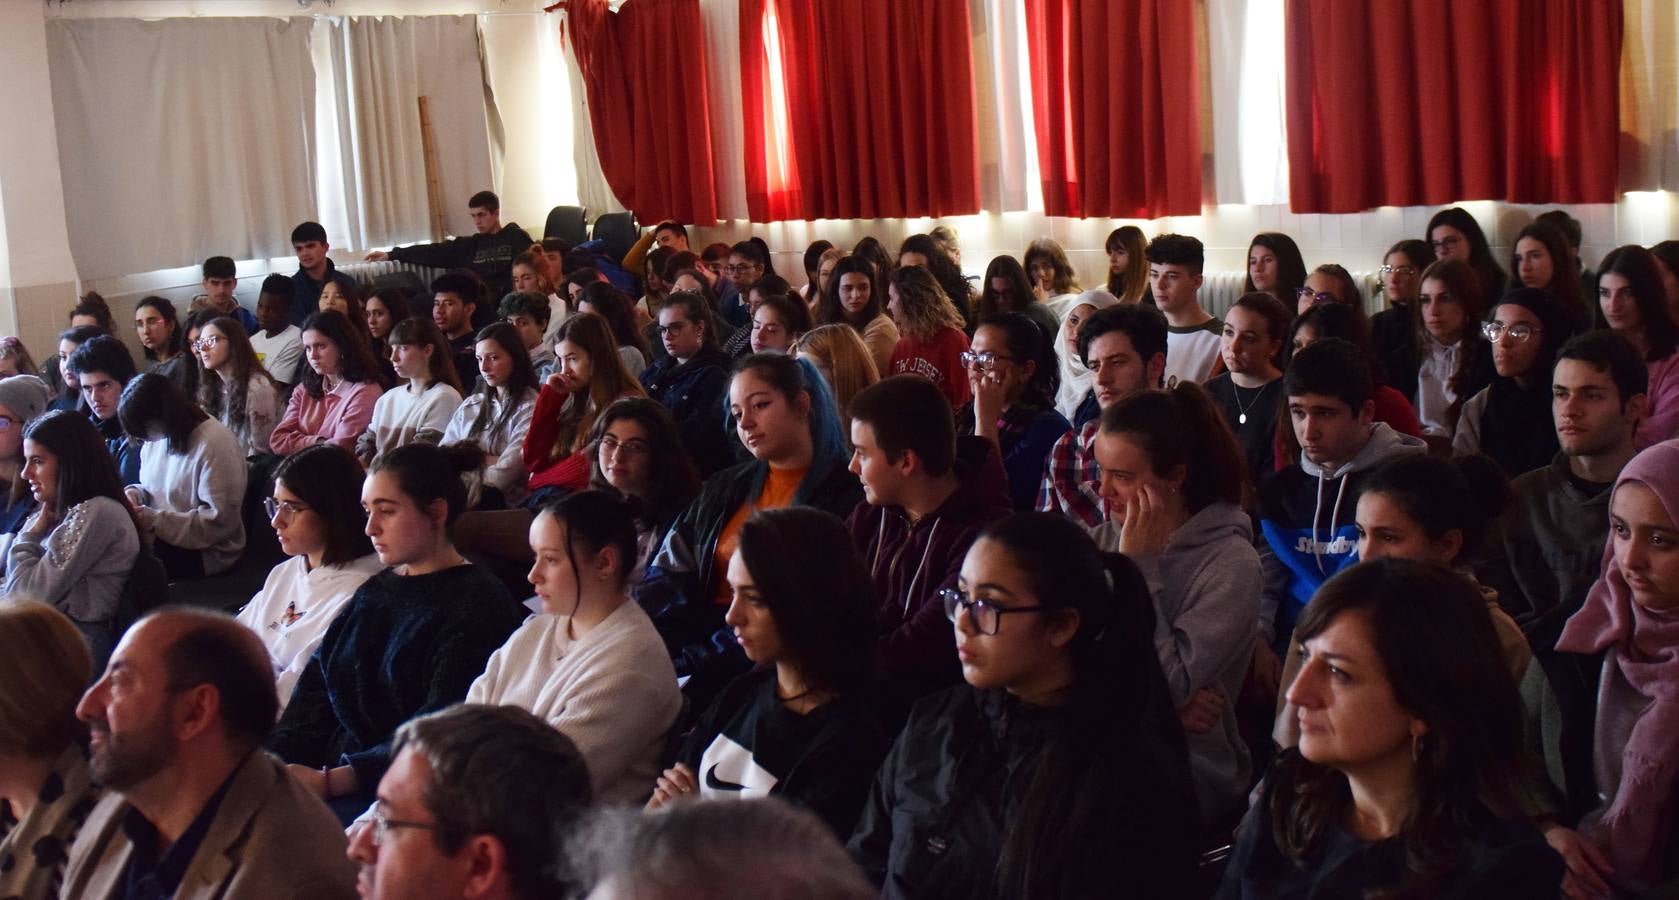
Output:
[849,686,1199,899]
[639,457,862,705]
[640,348,733,476]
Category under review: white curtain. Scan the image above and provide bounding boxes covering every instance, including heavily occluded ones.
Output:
[1206,0,1289,206]
[697,0,749,222]
[975,0,1039,212]
[46,17,317,280]
[478,12,582,234]
[314,15,497,250]
[1620,0,1679,192]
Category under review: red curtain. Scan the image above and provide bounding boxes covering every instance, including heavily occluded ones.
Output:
[565,0,719,224]
[1021,0,1203,218]
[739,0,981,223]
[1285,0,1622,213]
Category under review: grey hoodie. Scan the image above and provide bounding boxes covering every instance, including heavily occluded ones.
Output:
[1094,501,1261,824]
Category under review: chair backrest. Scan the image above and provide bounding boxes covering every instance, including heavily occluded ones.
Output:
[591,211,639,263]
[545,205,588,245]
[114,549,170,634]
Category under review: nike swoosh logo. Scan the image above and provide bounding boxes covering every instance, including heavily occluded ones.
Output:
[704,764,747,792]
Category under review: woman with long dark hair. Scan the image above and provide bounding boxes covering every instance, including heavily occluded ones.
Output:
[134,295,196,398]
[955,312,1070,510]
[578,282,653,377]
[587,398,700,582]
[641,354,860,709]
[817,255,899,377]
[523,312,647,504]
[899,233,974,329]
[3,410,140,664]
[1106,225,1152,305]
[1371,238,1433,390]
[1218,559,1560,898]
[851,512,1198,898]
[649,507,886,837]
[194,316,282,455]
[1245,232,1308,309]
[441,322,540,508]
[1596,244,1679,447]
[1407,258,1495,443]
[1428,206,1508,302]
[1512,221,1591,333]
[118,372,246,579]
[977,255,1059,340]
[355,316,463,466]
[237,444,382,709]
[1023,237,1082,318]
[270,310,388,456]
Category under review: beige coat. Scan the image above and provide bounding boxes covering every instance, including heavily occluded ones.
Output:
[62,751,356,900]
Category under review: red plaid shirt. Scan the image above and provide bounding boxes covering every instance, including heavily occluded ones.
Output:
[1035,420,1106,527]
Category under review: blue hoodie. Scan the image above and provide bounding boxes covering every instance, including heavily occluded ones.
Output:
[1256,422,1426,647]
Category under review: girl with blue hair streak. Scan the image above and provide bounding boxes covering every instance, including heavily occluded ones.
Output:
[639,353,861,709]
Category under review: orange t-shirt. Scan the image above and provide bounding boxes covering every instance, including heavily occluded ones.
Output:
[712,465,808,606]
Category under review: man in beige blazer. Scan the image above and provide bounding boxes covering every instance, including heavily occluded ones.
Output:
[62,608,356,899]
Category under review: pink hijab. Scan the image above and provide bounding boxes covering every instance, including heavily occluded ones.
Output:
[1556,439,1679,890]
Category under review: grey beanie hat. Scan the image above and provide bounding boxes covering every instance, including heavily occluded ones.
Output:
[0,375,52,426]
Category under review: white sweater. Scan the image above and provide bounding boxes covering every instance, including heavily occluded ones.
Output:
[133,418,248,574]
[250,325,304,385]
[466,601,681,805]
[236,553,385,710]
[357,380,463,463]
[210,372,280,456]
[441,387,538,504]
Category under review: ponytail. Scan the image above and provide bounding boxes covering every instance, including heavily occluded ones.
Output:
[1099,383,1247,513]
[982,514,1198,898]
[1360,453,1512,563]
[371,442,482,526]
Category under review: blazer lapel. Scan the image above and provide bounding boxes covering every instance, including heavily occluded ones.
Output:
[173,752,274,898]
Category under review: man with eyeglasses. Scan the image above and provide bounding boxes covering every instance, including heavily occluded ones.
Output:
[63,608,357,899]
[846,375,1011,718]
[346,704,592,900]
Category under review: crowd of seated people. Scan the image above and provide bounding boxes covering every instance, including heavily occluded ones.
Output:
[2,199,1679,900]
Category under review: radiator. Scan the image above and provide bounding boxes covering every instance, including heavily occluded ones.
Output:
[332,260,439,287]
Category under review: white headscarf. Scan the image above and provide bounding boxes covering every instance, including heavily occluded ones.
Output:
[1053,289,1122,421]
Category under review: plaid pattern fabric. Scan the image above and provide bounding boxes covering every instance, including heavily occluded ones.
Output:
[1035,420,1105,527]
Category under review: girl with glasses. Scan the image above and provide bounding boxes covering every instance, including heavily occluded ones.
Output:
[586,398,699,583]
[1427,206,1508,305]
[1371,238,1433,394]
[194,316,282,456]
[648,507,885,838]
[1453,288,1577,475]
[644,291,734,475]
[954,312,1069,510]
[851,512,1198,898]
[236,443,382,710]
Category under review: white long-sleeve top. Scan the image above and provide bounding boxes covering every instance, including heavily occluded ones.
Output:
[236,553,385,710]
[132,418,248,575]
[466,601,681,805]
[356,380,463,463]
[1416,335,1461,437]
[441,387,538,505]
[210,372,280,456]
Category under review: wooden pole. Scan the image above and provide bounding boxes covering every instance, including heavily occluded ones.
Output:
[418,96,446,239]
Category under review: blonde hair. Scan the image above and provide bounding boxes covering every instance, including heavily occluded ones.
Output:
[794,324,880,423]
[889,267,966,342]
[929,224,961,257]
[0,601,91,757]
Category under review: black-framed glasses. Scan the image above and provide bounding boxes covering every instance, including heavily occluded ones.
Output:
[1377,264,1417,277]
[655,320,692,337]
[598,434,650,457]
[1431,236,1463,253]
[371,805,441,848]
[1295,288,1338,306]
[1481,321,1541,343]
[940,587,1047,636]
[263,497,310,521]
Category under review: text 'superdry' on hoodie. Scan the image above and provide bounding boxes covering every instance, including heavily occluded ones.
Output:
[1256,422,1426,648]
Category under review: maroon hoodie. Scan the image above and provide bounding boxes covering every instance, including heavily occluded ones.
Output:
[847,436,1012,705]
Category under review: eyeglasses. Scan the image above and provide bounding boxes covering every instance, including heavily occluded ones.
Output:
[723,263,761,275]
[192,335,225,352]
[1295,288,1339,306]
[655,321,692,336]
[939,587,1047,636]
[598,434,650,457]
[959,350,1019,371]
[1377,265,1417,277]
[0,416,14,431]
[263,497,311,521]
[370,806,441,848]
[1481,321,1541,343]
[1431,236,1464,253]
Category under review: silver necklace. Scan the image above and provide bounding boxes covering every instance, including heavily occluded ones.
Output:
[1233,380,1277,426]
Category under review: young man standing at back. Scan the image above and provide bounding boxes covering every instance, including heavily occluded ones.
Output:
[1036,304,1168,527]
[367,191,533,323]
[289,221,359,328]
[1147,234,1224,386]
[1253,338,1426,682]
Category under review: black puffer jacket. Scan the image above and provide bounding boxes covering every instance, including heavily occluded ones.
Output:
[849,686,1199,899]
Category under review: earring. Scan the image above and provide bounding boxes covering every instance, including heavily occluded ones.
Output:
[1411,733,1422,763]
